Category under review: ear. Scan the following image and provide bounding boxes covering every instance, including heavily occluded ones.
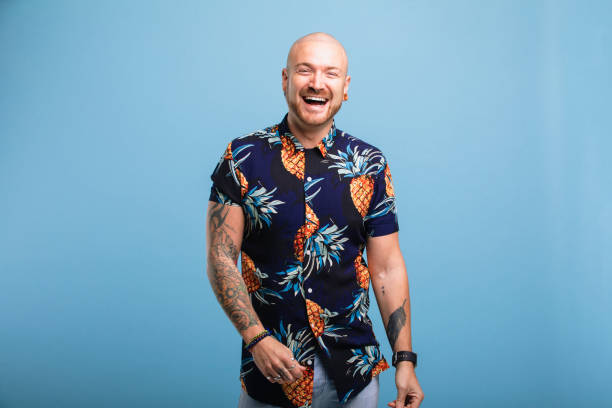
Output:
[282,68,288,94]
[343,74,351,95]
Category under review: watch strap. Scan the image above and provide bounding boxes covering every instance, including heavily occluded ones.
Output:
[392,350,417,368]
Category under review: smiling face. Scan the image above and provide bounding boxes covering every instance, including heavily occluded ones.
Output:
[282,34,350,131]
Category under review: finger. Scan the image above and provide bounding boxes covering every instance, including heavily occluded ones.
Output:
[408,393,424,408]
[278,367,295,383]
[396,390,409,408]
[265,374,279,383]
[286,361,305,379]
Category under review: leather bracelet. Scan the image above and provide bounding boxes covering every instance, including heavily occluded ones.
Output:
[392,350,417,368]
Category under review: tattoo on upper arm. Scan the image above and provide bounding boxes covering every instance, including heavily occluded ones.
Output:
[385,299,407,349]
[207,202,259,331]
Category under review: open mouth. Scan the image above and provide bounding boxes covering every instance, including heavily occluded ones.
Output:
[302,96,328,106]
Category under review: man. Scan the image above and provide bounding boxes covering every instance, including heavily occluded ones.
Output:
[207,32,423,408]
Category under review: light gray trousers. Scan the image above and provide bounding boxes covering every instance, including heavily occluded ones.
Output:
[238,353,379,408]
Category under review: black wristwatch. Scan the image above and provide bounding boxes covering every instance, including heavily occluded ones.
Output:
[392,351,417,368]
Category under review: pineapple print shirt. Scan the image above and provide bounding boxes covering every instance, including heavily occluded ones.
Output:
[209,114,399,407]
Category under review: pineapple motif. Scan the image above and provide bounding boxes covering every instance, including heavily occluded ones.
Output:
[293,178,323,263]
[273,324,316,408]
[241,251,260,293]
[354,253,370,290]
[222,142,252,198]
[347,346,389,379]
[243,185,285,235]
[306,299,325,337]
[305,299,344,356]
[293,204,319,262]
[384,164,395,197]
[240,251,282,305]
[236,169,248,198]
[282,367,313,408]
[244,125,282,148]
[372,359,389,377]
[327,144,385,217]
[346,287,370,324]
[316,140,327,157]
[302,223,349,277]
[277,263,303,296]
[281,135,305,180]
[350,175,375,217]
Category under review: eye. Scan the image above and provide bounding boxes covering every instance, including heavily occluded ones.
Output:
[327,71,340,78]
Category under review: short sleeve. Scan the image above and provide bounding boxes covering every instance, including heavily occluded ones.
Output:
[209,142,243,207]
[363,160,399,237]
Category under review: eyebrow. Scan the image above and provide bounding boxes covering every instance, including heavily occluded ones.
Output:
[295,62,341,71]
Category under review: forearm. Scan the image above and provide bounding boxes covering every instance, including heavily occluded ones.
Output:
[371,264,413,352]
[206,202,265,341]
[207,254,265,341]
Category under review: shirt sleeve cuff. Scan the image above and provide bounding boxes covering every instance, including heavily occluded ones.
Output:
[366,222,399,238]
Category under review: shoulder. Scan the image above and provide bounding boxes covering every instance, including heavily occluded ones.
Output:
[333,129,390,168]
[225,123,281,157]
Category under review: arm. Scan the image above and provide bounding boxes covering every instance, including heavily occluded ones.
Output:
[206,201,261,338]
[206,201,305,383]
[367,232,424,408]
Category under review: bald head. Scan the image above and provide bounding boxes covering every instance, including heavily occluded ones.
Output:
[286,32,348,74]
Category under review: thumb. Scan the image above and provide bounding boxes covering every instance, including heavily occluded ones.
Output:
[395,389,408,408]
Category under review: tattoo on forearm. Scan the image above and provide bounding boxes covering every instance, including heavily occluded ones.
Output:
[385,299,407,349]
[207,203,259,331]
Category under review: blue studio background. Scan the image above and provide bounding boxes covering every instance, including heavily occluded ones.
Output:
[1,1,610,407]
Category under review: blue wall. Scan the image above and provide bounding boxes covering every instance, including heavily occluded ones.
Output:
[1,1,610,407]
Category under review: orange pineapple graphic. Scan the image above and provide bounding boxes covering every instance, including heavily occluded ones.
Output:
[372,359,389,377]
[241,251,259,293]
[354,253,370,290]
[328,145,384,217]
[223,142,232,160]
[306,299,325,337]
[350,175,375,217]
[282,367,313,408]
[240,251,281,304]
[223,142,249,198]
[293,204,319,262]
[347,346,389,379]
[384,164,395,197]
[305,301,344,356]
[281,135,305,180]
[273,324,316,408]
[236,169,248,198]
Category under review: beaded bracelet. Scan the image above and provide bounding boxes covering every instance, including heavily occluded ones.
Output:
[245,330,271,352]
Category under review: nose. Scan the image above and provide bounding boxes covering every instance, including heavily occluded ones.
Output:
[309,71,324,91]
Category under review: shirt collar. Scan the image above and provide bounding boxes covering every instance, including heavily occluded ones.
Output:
[278,114,336,157]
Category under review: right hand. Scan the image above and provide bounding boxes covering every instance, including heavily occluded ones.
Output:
[250,336,307,384]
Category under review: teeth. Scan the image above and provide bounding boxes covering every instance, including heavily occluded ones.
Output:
[305,97,327,102]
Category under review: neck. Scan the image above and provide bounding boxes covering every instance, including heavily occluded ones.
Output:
[287,113,333,149]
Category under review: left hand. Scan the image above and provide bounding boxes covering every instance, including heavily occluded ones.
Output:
[387,362,424,408]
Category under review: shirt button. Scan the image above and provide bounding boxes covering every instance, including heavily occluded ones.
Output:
[306,176,312,182]
[306,359,313,366]
[307,288,313,294]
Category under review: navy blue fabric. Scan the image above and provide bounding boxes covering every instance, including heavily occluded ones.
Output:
[209,114,399,407]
